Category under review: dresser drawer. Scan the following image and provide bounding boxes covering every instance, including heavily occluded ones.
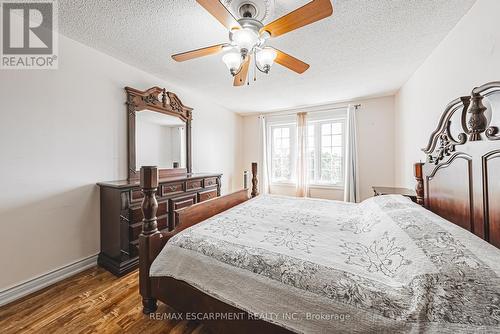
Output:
[130,189,144,202]
[129,222,142,241]
[198,189,217,202]
[129,216,168,241]
[186,179,203,191]
[157,216,168,231]
[129,189,162,203]
[128,216,168,257]
[129,206,142,224]
[157,201,168,216]
[204,177,217,188]
[161,182,184,196]
[170,193,197,229]
[171,194,197,211]
[129,201,168,224]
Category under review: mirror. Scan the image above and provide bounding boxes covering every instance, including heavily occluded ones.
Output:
[126,86,193,180]
[135,111,186,169]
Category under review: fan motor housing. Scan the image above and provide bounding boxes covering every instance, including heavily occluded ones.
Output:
[237,17,264,32]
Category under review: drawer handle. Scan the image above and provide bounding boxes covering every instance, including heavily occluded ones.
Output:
[168,185,177,191]
[207,193,213,199]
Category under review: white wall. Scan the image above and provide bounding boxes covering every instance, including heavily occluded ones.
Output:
[0,33,243,290]
[395,0,500,188]
[357,96,396,200]
[241,96,395,201]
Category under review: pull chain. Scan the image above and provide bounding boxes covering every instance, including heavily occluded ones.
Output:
[254,49,257,82]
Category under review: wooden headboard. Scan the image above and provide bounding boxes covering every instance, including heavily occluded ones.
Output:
[414,81,500,248]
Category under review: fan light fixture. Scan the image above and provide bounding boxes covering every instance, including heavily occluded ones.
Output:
[256,47,277,73]
[172,0,334,87]
[222,51,243,75]
[231,28,259,55]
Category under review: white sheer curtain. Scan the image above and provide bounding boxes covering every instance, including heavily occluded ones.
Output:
[295,112,309,197]
[344,105,359,202]
[259,115,270,194]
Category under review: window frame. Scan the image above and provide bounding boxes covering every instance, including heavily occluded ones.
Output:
[266,112,347,189]
[268,122,297,185]
[307,118,346,188]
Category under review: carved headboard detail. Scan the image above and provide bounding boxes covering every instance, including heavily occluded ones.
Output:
[415,81,500,248]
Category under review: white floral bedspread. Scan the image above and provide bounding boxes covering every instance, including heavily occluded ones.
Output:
[150,195,500,333]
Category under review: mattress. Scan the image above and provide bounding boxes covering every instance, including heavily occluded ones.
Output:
[150,194,500,333]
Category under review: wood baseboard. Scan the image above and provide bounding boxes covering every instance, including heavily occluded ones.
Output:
[0,254,98,307]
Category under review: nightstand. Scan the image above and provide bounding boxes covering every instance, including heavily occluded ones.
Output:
[372,186,417,203]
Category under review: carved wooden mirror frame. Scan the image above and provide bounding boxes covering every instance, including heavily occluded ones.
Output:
[126,86,193,181]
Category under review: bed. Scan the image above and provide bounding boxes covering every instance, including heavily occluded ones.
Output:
[138,81,500,333]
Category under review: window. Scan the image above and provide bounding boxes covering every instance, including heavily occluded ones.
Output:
[270,125,294,182]
[268,114,346,187]
[312,120,345,186]
[306,124,316,181]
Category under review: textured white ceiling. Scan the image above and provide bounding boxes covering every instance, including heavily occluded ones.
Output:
[59,0,476,113]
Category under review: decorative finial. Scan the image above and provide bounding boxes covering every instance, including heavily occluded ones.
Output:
[467,93,488,141]
[162,89,167,107]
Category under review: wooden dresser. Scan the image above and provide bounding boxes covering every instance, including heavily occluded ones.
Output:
[97,173,221,276]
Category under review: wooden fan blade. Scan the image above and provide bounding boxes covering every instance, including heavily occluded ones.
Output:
[262,0,333,38]
[197,0,240,30]
[273,48,310,74]
[172,44,227,62]
[233,56,251,86]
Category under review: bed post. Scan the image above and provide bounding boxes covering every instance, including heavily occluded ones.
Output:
[251,162,258,198]
[139,166,159,314]
[414,162,424,206]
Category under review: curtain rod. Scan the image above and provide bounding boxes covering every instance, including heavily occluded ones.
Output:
[260,104,361,117]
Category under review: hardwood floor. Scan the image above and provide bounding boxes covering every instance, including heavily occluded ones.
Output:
[0,266,208,334]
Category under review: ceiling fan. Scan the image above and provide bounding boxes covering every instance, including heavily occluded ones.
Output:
[172,0,334,86]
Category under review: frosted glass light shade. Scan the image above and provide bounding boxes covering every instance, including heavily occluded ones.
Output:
[232,28,259,52]
[256,47,277,70]
[222,51,242,74]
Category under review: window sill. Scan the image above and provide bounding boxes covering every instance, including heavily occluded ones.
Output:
[270,181,295,187]
[270,182,344,190]
[309,184,344,190]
